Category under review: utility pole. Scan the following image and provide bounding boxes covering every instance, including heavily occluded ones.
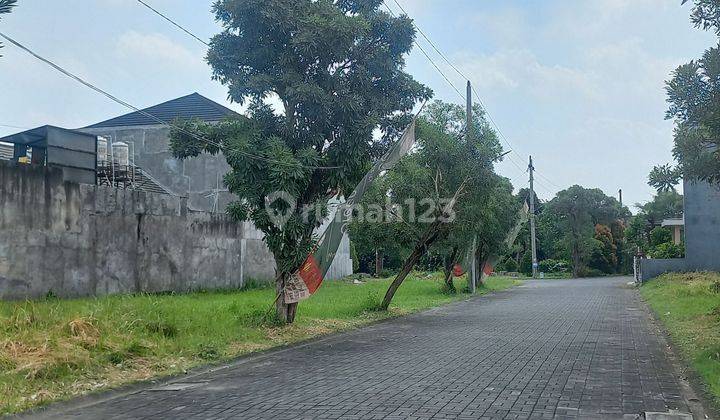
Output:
[618,189,623,208]
[466,81,477,293]
[528,156,538,278]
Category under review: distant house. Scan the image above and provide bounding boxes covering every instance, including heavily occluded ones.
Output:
[80,92,238,211]
[661,217,684,245]
[640,179,720,281]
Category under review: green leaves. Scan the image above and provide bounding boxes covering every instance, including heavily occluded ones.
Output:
[0,0,17,55]
[173,0,429,276]
[648,163,682,193]
[667,3,720,184]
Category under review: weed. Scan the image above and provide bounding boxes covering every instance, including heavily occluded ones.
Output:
[711,279,720,294]
[145,321,178,338]
[238,308,284,328]
[360,291,383,312]
[196,344,220,360]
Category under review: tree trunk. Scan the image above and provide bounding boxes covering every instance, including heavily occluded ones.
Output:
[571,243,581,278]
[381,228,442,310]
[374,249,384,277]
[275,272,298,324]
[443,246,459,292]
[475,243,485,288]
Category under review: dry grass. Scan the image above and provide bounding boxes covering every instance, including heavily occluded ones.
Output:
[0,274,520,414]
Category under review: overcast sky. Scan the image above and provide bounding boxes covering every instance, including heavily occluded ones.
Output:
[0,0,715,207]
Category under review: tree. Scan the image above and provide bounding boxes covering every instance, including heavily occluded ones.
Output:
[379,101,504,309]
[626,191,683,254]
[348,178,408,277]
[544,186,628,277]
[0,0,17,56]
[666,1,720,184]
[170,0,431,323]
[682,0,720,35]
[416,101,506,291]
[648,163,681,192]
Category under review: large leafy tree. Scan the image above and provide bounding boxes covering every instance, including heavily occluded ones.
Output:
[171,0,430,323]
[544,186,629,277]
[666,0,720,184]
[0,0,17,56]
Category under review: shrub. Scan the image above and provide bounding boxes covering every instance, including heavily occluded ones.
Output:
[497,257,518,272]
[649,227,673,247]
[538,259,570,273]
[520,252,532,276]
[649,242,684,259]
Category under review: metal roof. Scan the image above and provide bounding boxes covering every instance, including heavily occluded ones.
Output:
[83,92,239,128]
[0,125,96,145]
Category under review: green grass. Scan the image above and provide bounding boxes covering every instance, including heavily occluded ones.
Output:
[0,272,519,414]
[640,272,720,404]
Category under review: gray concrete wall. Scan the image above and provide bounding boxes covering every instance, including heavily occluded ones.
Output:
[640,258,687,282]
[79,125,353,280]
[80,125,234,211]
[0,161,276,299]
[683,179,720,270]
[640,179,720,281]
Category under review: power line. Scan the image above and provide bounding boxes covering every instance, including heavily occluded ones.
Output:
[0,123,30,130]
[389,0,562,192]
[0,31,343,170]
[136,0,210,47]
[129,0,537,187]
[381,3,465,103]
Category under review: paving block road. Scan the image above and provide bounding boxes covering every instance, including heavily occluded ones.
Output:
[27,277,704,419]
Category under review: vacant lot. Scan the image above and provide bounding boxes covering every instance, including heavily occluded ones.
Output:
[641,272,720,404]
[0,273,519,414]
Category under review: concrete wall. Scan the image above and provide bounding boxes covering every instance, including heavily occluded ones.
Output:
[640,179,720,281]
[80,125,234,211]
[79,125,353,280]
[640,258,687,282]
[0,161,276,299]
[683,179,720,270]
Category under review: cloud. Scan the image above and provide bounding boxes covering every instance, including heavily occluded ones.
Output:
[452,49,600,101]
[116,31,204,69]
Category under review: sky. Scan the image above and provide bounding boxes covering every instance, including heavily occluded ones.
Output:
[0,0,716,208]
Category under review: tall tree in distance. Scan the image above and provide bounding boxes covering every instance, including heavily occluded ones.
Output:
[648,163,681,192]
[0,0,18,56]
[171,0,431,323]
[545,186,628,277]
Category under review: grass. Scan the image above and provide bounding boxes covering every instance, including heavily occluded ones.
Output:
[0,272,519,414]
[640,272,720,405]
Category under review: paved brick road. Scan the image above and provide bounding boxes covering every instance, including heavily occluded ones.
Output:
[30,277,700,419]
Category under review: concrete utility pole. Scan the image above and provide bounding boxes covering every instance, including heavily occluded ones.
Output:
[528,156,538,278]
[466,81,477,293]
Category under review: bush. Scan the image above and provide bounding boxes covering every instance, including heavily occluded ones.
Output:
[649,227,673,247]
[538,259,569,273]
[649,242,685,259]
[520,252,532,276]
[577,266,605,278]
[501,257,519,272]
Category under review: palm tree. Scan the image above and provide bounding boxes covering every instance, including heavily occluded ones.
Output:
[648,164,681,193]
[0,0,18,56]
